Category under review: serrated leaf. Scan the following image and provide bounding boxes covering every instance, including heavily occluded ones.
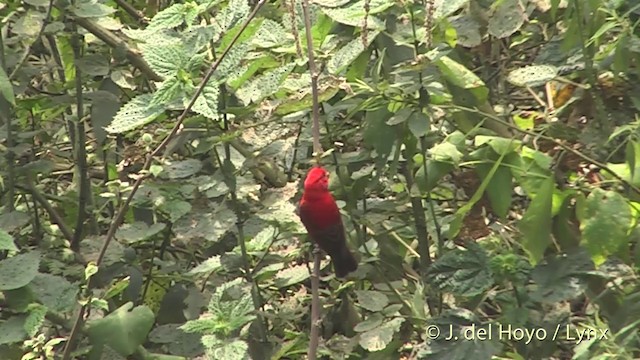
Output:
[25,304,47,337]
[204,336,249,360]
[426,243,493,297]
[150,77,186,106]
[105,94,165,134]
[236,63,295,105]
[0,251,41,291]
[507,65,558,87]
[141,42,193,78]
[578,188,632,265]
[356,290,389,312]
[213,0,250,33]
[251,19,289,48]
[192,81,221,120]
[147,3,199,30]
[328,33,379,74]
[322,8,384,29]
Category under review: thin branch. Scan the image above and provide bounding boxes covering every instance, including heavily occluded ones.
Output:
[301,0,322,357]
[25,179,74,243]
[60,1,267,357]
[71,16,163,82]
[70,31,91,251]
[443,104,640,196]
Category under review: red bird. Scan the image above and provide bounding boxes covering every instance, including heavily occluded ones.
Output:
[298,166,358,278]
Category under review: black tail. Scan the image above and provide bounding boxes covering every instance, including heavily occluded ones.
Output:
[330,246,358,278]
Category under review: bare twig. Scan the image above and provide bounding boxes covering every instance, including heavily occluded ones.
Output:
[70,31,91,251]
[71,16,163,82]
[301,0,322,357]
[60,1,267,357]
[25,179,74,242]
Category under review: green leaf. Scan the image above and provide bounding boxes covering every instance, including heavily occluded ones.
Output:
[187,256,223,276]
[116,222,166,244]
[327,32,379,74]
[236,63,295,105]
[475,136,521,155]
[274,264,313,288]
[0,229,18,252]
[30,273,78,312]
[519,176,554,265]
[213,0,250,33]
[354,313,384,332]
[487,0,526,39]
[578,188,632,265]
[0,251,41,291]
[426,243,494,297]
[0,66,15,106]
[436,56,488,103]
[0,316,28,345]
[106,94,165,134]
[87,303,155,357]
[72,1,116,18]
[530,249,593,304]
[174,206,237,243]
[363,108,396,157]
[251,19,289,48]
[150,77,186,106]
[507,65,558,87]
[356,290,389,312]
[25,304,47,337]
[163,159,203,179]
[141,42,194,78]
[321,0,392,30]
[451,15,482,48]
[415,160,455,193]
[476,163,512,219]
[433,0,469,19]
[147,3,199,30]
[203,336,249,360]
[358,317,404,352]
[408,111,430,138]
[192,81,221,120]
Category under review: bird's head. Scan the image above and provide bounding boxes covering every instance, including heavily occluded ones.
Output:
[304,166,330,192]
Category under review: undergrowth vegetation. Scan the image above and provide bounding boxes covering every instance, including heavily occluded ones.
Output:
[2,0,640,359]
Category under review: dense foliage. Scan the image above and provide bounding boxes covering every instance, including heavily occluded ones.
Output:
[2,0,640,359]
